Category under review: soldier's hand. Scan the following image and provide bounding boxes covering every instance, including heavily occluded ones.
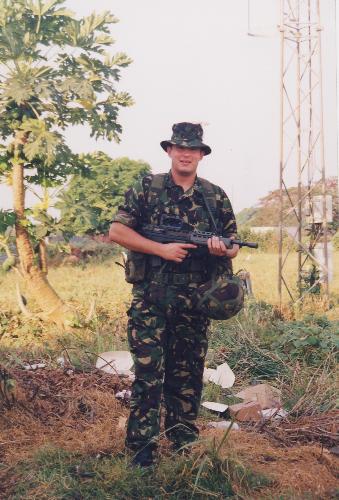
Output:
[208,236,239,258]
[160,243,197,263]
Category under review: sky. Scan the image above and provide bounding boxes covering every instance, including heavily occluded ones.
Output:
[0,0,338,214]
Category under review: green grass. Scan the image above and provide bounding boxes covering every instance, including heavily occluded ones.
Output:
[6,441,272,500]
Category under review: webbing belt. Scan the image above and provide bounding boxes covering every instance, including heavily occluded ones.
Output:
[149,272,207,285]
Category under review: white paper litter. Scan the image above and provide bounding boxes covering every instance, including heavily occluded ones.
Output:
[96,351,133,375]
[261,408,288,419]
[207,421,240,431]
[23,363,46,370]
[202,401,228,413]
[208,362,235,388]
[115,389,132,400]
[203,368,216,383]
[56,356,65,367]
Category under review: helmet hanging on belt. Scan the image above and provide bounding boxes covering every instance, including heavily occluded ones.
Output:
[192,274,244,320]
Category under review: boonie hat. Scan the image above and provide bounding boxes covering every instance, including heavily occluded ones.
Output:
[160,122,211,156]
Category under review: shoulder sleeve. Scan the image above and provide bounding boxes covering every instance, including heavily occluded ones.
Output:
[216,187,238,237]
[112,175,152,229]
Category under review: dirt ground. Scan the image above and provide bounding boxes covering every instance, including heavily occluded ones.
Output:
[0,368,338,499]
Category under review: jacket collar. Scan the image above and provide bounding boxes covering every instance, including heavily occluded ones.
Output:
[165,171,203,194]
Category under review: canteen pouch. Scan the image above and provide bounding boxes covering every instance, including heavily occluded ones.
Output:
[125,250,146,284]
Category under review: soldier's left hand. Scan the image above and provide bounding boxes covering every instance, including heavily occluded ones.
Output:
[207,236,239,258]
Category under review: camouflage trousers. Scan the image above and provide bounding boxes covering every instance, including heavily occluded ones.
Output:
[125,281,209,454]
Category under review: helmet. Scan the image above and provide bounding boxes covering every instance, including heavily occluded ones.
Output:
[193,275,244,320]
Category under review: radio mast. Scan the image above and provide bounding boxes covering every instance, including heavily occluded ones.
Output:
[278,0,331,307]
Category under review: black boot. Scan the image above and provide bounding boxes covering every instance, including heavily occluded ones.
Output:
[131,445,156,467]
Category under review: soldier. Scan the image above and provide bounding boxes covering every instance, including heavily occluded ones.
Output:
[109,122,243,467]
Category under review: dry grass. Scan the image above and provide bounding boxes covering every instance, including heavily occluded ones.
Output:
[0,260,130,316]
[236,250,339,319]
[1,367,338,500]
[206,429,339,499]
[0,368,129,466]
[1,251,338,318]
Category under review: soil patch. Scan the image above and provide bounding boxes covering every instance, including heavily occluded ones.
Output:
[0,368,130,465]
[1,368,338,499]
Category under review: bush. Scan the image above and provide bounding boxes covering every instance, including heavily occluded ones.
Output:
[237,226,294,252]
[272,314,339,366]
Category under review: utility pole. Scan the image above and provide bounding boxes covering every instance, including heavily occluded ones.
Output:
[278,0,331,307]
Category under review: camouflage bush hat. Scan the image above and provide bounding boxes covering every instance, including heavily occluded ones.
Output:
[192,275,244,320]
[160,122,211,155]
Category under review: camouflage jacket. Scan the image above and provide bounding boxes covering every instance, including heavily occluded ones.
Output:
[113,172,238,276]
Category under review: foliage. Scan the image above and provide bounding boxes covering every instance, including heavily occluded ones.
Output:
[0,210,16,234]
[0,0,133,234]
[300,265,321,295]
[272,314,339,366]
[237,226,293,252]
[209,303,288,382]
[56,153,150,236]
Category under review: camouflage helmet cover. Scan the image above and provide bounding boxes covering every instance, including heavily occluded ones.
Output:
[192,274,244,320]
[160,122,211,155]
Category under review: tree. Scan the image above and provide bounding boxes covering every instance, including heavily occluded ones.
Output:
[0,0,133,327]
[57,153,150,236]
[237,177,338,229]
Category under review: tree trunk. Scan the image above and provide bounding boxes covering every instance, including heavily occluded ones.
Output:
[12,161,75,328]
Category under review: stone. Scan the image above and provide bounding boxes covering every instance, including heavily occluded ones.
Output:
[229,401,262,422]
[235,383,281,409]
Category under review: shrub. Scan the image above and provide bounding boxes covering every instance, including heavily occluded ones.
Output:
[272,314,339,366]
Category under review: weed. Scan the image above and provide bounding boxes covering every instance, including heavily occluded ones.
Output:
[209,320,288,382]
[282,355,338,415]
[272,315,339,366]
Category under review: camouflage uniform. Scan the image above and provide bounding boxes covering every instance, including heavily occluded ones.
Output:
[113,172,238,456]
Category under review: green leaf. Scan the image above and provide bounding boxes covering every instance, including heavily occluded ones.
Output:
[0,210,16,234]
[27,0,60,17]
[34,224,49,240]
[20,119,61,165]
[307,336,319,346]
[51,8,75,18]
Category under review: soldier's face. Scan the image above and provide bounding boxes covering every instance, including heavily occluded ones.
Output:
[167,145,204,176]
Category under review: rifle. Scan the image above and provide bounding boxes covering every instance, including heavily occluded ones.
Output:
[140,215,258,249]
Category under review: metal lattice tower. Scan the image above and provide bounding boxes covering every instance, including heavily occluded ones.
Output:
[278,0,330,307]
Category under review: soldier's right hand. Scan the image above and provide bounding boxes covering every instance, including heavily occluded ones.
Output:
[160,243,197,263]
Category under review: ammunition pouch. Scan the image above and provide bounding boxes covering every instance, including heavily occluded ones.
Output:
[125,251,146,284]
